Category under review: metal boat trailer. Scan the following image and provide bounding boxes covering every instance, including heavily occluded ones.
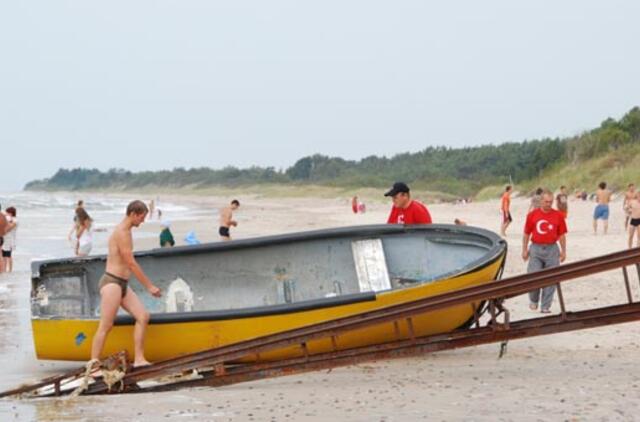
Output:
[4,247,640,398]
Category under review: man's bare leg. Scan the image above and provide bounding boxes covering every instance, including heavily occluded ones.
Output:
[593,219,598,235]
[628,227,634,249]
[91,285,123,360]
[121,287,151,366]
[604,220,608,235]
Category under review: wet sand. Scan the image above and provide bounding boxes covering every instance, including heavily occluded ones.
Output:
[1,193,639,421]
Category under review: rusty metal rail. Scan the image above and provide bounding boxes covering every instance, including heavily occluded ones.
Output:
[4,247,640,398]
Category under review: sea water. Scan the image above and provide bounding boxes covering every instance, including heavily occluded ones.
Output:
[0,191,203,416]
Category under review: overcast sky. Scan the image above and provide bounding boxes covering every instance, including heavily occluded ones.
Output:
[1,1,638,191]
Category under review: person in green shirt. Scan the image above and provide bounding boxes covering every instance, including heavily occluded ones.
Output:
[159,220,175,248]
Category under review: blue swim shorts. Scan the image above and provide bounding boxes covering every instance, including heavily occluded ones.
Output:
[593,204,609,220]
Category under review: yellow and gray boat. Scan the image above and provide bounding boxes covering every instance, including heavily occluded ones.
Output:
[30,224,507,362]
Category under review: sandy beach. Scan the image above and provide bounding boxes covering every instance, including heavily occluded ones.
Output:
[1,191,639,421]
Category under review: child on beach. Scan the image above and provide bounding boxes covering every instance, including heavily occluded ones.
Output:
[160,220,175,247]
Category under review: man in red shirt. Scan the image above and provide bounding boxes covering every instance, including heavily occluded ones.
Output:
[385,182,432,225]
[522,190,567,313]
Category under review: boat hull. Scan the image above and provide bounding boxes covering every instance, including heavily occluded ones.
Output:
[31,253,504,362]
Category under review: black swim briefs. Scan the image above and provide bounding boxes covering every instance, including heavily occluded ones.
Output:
[98,272,129,298]
[631,218,640,227]
[219,226,230,237]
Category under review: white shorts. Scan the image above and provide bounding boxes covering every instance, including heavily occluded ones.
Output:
[78,243,92,256]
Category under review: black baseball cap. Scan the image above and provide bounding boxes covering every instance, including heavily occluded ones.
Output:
[384,182,410,197]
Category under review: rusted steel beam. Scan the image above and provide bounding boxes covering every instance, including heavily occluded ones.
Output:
[6,248,640,398]
[135,302,640,393]
[81,248,640,394]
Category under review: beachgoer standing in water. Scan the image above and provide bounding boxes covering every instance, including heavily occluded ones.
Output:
[219,200,240,241]
[384,182,432,224]
[500,185,513,236]
[0,206,6,273]
[522,190,567,313]
[2,207,18,273]
[90,200,161,367]
[593,181,612,235]
[75,208,93,256]
[627,192,640,248]
[623,183,636,230]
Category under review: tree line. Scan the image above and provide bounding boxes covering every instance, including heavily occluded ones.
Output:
[25,107,640,197]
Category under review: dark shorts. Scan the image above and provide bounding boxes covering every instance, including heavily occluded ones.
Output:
[631,218,640,227]
[502,211,512,224]
[99,272,129,298]
[219,226,230,237]
[1,250,11,258]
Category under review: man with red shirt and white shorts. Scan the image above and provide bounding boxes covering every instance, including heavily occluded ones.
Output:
[522,190,567,313]
[384,182,432,224]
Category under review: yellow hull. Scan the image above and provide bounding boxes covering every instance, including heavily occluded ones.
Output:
[32,255,504,362]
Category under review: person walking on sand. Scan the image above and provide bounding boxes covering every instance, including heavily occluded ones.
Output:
[556,185,569,219]
[219,200,240,241]
[1,207,18,273]
[593,182,612,235]
[522,190,567,313]
[500,185,513,236]
[528,187,543,213]
[627,192,640,248]
[384,182,432,224]
[623,183,636,230]
[90,200,162,368]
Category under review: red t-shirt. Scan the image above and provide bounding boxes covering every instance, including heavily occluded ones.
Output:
[524,208,567,244]
[387,200,432,225]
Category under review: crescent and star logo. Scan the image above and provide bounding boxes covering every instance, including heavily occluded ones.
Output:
[536,219,554,234]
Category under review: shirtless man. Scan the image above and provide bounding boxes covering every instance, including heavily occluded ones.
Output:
[627,192,640,248]
[623,183,636,230]
[500,185,513,236]
[90,200,161,367]
[0,210,5,273]
[219,200,240,241]
[593,182,612,235]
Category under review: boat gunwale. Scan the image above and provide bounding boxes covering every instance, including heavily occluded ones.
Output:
[30,224,507,325]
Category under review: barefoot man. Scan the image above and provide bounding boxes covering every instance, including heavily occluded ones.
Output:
[219,200,240,241]
[627,192,640,248]
[500,185,513,236]
[593,181,612,235]
[90,200,161,367]
[623,183,636,230]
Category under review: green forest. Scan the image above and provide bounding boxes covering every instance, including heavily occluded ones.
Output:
[25,107,640,198]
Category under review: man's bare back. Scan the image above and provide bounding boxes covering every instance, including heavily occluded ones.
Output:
[596,188,611,205]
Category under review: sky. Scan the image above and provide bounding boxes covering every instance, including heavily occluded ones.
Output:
[1,1,639,191]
